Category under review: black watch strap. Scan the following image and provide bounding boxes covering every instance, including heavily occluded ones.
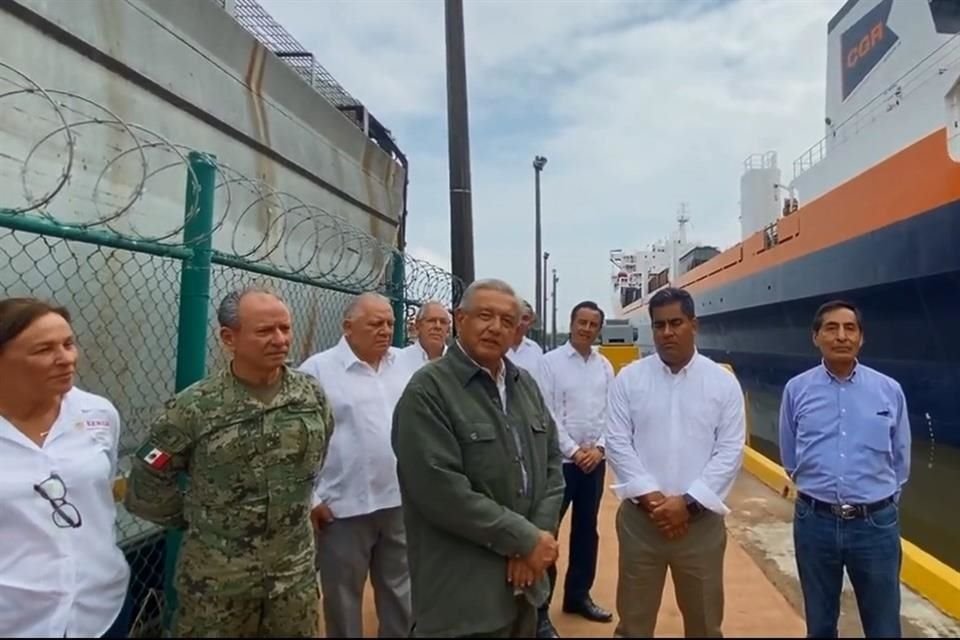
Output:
[684,494,704,516]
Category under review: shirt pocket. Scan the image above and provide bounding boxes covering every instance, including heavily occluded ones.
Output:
[860,409,894,455]
[272,404,329,483]
[455,422,502,480]
[531,419,548,437]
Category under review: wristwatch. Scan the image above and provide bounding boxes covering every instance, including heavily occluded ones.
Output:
[683,494,704,516]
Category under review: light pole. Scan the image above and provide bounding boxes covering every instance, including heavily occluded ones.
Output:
[551,268,558,349]
[542,251,549,347]
[533,155,547,340]
[446,0,475,303]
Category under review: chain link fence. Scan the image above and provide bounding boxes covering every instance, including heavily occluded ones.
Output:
[0,60,461,636]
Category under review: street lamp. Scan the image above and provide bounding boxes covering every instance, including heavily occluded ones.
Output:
[551,268,558,349]
[533,155,547,340]
[542,251,549,346]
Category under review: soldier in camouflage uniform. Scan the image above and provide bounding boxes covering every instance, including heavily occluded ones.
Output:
[124,287,334,638]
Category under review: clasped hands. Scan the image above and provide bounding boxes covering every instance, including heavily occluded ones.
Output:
[571,445,604,474]
[637,491,690,539]
[507,530,558,590]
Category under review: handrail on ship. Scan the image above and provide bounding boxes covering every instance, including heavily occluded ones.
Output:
[791,31,960,181]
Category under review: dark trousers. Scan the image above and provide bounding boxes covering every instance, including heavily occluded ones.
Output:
[540,460,605,615]
[101,587,135,638]
[793,496,902,638]
[442,598,536,638]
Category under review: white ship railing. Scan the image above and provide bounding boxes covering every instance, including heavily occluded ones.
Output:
[793,138,826,177]
[792,32,960,181]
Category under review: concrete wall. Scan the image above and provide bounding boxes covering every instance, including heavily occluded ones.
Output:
[0,0,403,273]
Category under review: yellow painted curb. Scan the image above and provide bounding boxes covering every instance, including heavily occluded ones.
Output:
[742,444,960,621]
[900,538,960,620]
[742,447,796,500]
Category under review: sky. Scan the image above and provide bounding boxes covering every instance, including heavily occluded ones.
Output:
[259,0,841,331]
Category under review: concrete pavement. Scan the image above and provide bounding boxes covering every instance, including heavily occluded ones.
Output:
[323,472,959,637]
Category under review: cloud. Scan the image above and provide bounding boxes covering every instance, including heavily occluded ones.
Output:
[405,244,450,274]
[258,0,841,330]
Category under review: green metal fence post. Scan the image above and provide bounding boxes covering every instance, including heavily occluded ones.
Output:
[390,252,406,347]
[163,150,217,633]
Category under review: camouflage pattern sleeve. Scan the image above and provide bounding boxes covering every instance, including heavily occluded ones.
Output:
[124,396,195,529]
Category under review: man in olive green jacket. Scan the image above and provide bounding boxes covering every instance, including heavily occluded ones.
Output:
[392,278,566,638]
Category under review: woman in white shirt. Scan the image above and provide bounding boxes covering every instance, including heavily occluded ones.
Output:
[0,297,131,638]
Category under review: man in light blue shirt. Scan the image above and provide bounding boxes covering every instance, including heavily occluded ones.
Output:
[779,300,911,638]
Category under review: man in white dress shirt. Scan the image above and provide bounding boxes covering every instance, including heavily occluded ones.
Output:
[605,287,745,638]
[538,301,615,637]
[398,301,450,375]
[507,300,547,391]
[298,292,412,638]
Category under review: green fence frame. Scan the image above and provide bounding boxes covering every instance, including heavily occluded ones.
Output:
[0,148,422,635]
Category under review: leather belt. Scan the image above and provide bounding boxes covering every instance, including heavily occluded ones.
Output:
[797,492,894,520]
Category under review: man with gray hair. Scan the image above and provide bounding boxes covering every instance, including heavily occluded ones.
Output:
[392,278,565,637]
[298,291,413,637]
[508,299,548,394]
[125,286,335,637]
[398,301,451,376]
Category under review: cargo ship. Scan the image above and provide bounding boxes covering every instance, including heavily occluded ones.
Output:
[611,0,960,571]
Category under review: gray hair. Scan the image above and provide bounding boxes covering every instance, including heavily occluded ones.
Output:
[520,298,535,320]
[415,300,451,322]
[458,278,521,314]
[343,292,392,322]
[217,285,282,329]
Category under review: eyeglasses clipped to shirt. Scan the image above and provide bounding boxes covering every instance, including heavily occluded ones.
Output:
[33,472,83,529]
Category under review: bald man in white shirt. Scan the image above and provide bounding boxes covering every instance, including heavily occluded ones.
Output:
[298,293,412,638]
[605,287,745,639]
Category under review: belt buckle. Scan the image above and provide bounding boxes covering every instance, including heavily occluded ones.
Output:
[836,504,858,520]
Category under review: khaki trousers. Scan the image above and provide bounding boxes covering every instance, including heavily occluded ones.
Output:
[614,500,727,638]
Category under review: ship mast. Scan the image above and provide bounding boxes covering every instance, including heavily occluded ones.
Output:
[672,202,690,281]
[676,202,690,245]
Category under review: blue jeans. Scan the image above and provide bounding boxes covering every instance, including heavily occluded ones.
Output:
[793,497,902,638]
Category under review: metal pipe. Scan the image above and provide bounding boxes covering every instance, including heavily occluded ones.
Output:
[0,210,192,261]
[533,155,547,338]
[445,0,475,302]
[542,251,549,347]
[165,150,217,633]
[551,268,558,349]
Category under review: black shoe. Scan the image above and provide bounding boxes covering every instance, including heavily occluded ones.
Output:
[536,614,560,638]
[562,596,613,623]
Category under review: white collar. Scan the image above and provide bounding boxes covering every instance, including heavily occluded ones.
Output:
[335,335,395,371]
[414,339,447,361]
[657,348,698,376]
[563,340,595,361]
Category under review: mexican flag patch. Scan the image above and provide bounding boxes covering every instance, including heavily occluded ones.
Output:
[137,443,171,470]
